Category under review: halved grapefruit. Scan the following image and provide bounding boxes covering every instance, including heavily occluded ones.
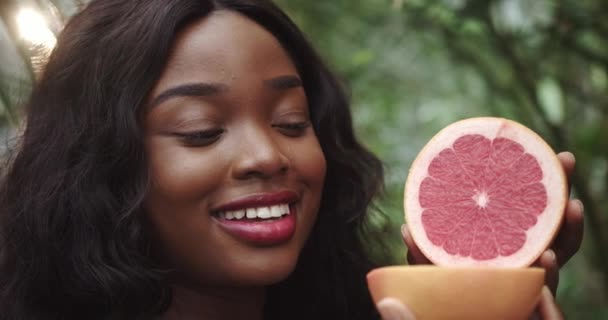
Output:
[404,117,567,267]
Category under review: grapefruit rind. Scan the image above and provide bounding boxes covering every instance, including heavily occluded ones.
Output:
[367,266,545,320]
[404,117,568,267]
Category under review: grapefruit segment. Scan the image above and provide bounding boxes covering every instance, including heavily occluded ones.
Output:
[405,117,567,267]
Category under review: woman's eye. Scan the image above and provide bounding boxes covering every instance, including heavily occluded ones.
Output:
[173,129,224,146]
[273,122,311,137]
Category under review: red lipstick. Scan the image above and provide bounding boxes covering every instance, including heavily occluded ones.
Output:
[215,207,296,246]
[213,190,299,246]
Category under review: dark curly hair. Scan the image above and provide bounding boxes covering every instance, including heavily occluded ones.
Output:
[0,1,385,319]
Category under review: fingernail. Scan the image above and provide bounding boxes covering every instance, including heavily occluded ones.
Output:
[575,199,584,213]
[566,151,575,162]
[546,249,556,263]
[401,224,408,237]
[377,298,416,320]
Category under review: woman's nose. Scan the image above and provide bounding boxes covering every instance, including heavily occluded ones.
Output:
[231,127,289,180]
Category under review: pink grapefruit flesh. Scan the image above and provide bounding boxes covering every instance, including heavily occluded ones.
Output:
[404,117,567,267]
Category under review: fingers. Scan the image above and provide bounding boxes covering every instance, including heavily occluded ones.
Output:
[538,250,560,295]
[401,225,431,265]
[557,152,575,198]
[551,199,584,267]
[556,152,575,181]
[377,298,417,320]
[537,286,564,320]
[536,199,583,294]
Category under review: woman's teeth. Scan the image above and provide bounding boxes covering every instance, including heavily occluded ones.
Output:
[217,204,290,220]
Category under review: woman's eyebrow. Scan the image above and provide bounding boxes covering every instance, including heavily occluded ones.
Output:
[151,82,229,107]
[264,75,302,90]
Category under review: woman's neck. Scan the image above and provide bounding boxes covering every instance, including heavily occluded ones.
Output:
[161,284,266,320]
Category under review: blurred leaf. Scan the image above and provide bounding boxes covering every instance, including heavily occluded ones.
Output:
[427,3,457,25]
[577,30,608,56]
[537,77,564,125]
[590,65,607,90]
[351,49,375,68]
[459,18,485,35]
[441,0,467,10]
[491,0,555,34]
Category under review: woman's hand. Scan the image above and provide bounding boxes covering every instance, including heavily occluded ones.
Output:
[376,298,416,320]
[536,152,584,294]
[376,286,564,320]
[535,286,564,320]
[402,151,585,294]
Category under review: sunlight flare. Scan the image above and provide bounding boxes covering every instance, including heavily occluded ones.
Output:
[16,8,57,50]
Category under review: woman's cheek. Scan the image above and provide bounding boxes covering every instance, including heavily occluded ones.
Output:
[146,138,226,201]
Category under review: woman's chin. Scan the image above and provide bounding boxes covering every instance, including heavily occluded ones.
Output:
[233,258,298,286]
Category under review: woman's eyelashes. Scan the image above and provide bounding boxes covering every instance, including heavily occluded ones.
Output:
[171,120,310,147]
[273,121,311,137]
[173,128,225,147]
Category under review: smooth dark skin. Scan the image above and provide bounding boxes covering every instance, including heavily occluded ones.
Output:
[390,152,583,319]
[143,11,326,320]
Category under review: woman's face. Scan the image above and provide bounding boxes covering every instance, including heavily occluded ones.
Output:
[143,10,326,287]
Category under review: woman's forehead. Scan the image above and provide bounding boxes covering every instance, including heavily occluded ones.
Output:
[147,10,304,113]
[158,10,297,83]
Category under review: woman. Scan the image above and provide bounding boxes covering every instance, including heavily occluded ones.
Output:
[0,0,582,319]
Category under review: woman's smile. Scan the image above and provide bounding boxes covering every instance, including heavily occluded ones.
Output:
[211,190,299,246]
[142,10,326,287]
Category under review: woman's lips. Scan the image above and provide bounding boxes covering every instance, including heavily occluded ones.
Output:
[212,190,299,246]
[214,205,296,246]
[213,190,299,212]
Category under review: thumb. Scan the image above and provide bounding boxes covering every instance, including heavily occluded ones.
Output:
[377,298,416,320]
